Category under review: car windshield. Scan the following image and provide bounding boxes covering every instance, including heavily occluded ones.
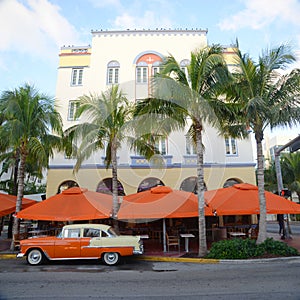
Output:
[107,227,118,237]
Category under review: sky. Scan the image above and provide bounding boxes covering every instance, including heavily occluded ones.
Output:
[1,0,300,137]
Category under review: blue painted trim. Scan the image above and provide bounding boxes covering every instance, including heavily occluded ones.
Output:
[49,162,255,170]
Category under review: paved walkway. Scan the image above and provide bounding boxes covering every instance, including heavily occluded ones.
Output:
[1,231,300,258]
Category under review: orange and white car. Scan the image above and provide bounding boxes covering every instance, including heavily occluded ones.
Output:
[17,224,143,266]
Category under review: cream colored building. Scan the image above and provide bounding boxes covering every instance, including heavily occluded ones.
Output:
[47,29,256,197]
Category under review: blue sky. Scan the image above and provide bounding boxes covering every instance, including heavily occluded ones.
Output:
[1,0,300,103]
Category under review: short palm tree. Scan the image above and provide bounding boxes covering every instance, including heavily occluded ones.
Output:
[224,44,300,243]
[134,45,232,257]
[0,84,63,250]
[66,85,157,225]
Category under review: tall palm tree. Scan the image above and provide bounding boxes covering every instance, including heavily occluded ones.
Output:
[281,152,300,200]
[0,84,63,250]
[66,85,157,225]
[134,45,232,257]
[224,44,300,243]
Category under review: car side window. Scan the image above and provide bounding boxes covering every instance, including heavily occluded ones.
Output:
[83,228,100,238]
[101,230,108,237]
[64,229,80,238]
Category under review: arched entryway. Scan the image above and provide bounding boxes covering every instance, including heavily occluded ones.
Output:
[96,178,126,196]
[223,178,243,188]
[180,176,207,194]
[57,180,79,194]
[137,177,165,193]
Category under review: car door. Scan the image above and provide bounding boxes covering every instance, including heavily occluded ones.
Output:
[54,228,81,258]
[80,228,102,258]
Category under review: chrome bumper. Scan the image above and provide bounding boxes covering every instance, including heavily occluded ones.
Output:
[17,253,25,258]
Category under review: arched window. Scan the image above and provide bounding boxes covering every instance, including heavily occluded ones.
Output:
[57,180,79,194]
[96,178,125,196]
[180,176,207,194]
[107,60,120,84]
[137,177,165,193]
[223,178,242,188]
[135,53,163,84]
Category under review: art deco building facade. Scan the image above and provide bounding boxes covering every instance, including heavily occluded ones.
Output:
[46,29,256,197]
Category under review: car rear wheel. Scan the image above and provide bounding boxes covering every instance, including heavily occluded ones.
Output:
[103,252,120,266]
[27,249,44,265]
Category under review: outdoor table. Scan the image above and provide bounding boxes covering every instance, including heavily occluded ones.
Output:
[140,234,149,239]
[180,233,195,253]
[228,232,246,238]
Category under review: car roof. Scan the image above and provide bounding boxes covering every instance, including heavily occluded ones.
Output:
[63,224,111,231]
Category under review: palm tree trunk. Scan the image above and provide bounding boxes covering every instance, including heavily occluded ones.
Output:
[256,135,267,244]
[10,150,26,251]
[111,138,119,232]
[195,122,207,257]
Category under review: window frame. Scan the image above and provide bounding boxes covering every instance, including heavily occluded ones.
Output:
[71,68,83,86]
[225,137,238,156]
[107,61,120,85]
[68,100,80,121]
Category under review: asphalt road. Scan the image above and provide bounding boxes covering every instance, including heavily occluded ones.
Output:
[1,257,300,299]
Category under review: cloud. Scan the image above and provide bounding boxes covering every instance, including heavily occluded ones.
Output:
[88,0,175,30]
[218,0,300,31]
[0,0,79,63]
[88,0,122,9]
[113,10,173,30]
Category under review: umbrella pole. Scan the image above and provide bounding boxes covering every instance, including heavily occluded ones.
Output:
[163,219,166,252]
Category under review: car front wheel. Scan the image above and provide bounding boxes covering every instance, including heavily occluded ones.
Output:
[27,249,44,265]
[103,252,120,266]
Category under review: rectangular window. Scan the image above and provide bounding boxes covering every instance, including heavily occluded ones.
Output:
[185,135,196,155]
[225,138,238,155]
[155,139,167,155]
[107,68,119,84]
[68,101,80,121]
[152,67,160,76]
[136,67,148,83]
[114,68,119,83]
[142,67,147,83]
[108,68,113,84]
[71,68,83,86]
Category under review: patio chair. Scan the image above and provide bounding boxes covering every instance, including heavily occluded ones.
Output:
[166,233,180,252]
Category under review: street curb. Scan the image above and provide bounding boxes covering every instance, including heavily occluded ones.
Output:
[1,252,300,264]
[0,254,17,259]
[137,255,220,264]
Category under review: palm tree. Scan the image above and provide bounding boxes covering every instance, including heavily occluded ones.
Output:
[65,85,157,226]
[224,44,300,243]
[134,45,232,257]
[281,152,300,200]
[0,84,63,250]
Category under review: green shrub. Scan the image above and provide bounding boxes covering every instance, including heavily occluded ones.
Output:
[206,238,299,259]
[258,238,299,257]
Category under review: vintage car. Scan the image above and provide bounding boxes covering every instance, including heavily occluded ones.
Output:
[17,224,144,266]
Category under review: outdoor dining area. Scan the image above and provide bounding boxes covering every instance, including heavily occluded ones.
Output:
[1,183,300,255]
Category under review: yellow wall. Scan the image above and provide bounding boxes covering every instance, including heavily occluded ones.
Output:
[46,166,256,198]
[59,48,91,67]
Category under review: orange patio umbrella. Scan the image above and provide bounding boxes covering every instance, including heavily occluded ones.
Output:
[205,183,300,216]
[118,185,205,252]
[0,193,37,217]
[117,186,200,220]
[16,187,113,221]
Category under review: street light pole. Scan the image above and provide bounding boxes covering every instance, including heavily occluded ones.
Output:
[274,135,300,239]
